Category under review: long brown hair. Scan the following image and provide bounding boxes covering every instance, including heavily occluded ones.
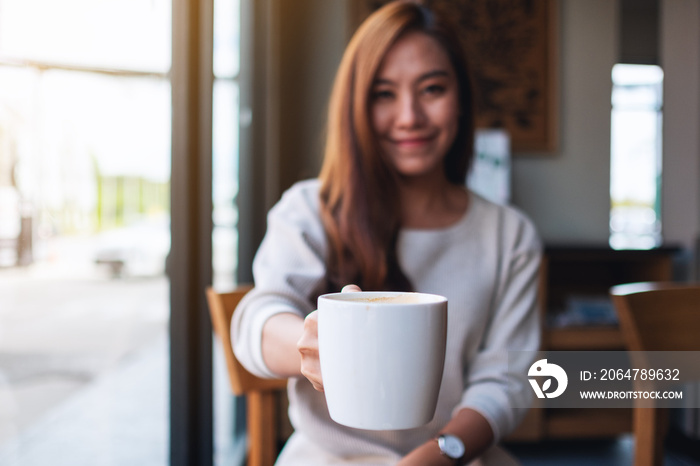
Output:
[319,0,475,292]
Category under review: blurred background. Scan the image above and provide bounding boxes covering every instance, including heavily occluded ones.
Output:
[0,0,699,465]
[0,0,239,464]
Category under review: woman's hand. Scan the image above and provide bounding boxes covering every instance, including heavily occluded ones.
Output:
[297,311,323,390]
[296,284,362,391]
[398,408,494,466]
[395,442,452,466]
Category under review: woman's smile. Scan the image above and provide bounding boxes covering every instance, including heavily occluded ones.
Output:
[391,135,436,148]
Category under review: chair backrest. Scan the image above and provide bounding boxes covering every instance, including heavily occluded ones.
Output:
[610,282,700,352]
[610,282,700,466]
[206,285,288,395]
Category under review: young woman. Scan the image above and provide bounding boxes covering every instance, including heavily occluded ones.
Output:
[233,1,542,464]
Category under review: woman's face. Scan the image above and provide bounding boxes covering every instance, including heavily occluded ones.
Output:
[370,31,460,180]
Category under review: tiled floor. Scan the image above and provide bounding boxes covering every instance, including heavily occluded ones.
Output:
[0,328,247,466]
[0,260,171,466]
[0,270,169,441]
[0,334,168,466]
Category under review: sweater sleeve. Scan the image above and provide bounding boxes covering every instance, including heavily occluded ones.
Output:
[456,210,542,442]
[231,181,329,379]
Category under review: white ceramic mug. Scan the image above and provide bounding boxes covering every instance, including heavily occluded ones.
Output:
[317,291,448,430]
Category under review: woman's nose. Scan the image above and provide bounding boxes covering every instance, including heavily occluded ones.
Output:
[396,94,425,128]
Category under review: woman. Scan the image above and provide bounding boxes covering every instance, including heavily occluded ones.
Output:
[232,1,542,464]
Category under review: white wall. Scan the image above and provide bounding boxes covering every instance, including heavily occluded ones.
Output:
[660,0,700,254]
[511,0,618,244]
[274,0,347,197]
[240,0,348,273]
[511,0,700,259]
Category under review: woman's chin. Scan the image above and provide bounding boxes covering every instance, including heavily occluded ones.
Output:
[395,166,445,182]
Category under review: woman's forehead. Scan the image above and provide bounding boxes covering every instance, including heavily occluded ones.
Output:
[375,31,454,82]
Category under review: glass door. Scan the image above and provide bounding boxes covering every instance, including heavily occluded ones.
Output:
[0,1,171,463]
[212,0,246,463]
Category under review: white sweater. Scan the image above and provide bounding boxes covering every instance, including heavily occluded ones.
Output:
[232,179,542,462]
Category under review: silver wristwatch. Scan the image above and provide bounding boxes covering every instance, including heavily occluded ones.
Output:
[436,434,465,463]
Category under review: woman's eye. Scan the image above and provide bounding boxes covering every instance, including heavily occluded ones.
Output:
[372,89,394,100]
[423,84,446,95]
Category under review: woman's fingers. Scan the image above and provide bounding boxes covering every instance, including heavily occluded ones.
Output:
[298,284,361,392]
[297,311,324,391]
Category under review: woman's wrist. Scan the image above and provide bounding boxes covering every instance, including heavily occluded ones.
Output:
[261,312,305,377]
[430,408,494,464]
[398,438,456,466]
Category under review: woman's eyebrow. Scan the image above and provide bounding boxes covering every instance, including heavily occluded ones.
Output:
[417,70,450,82]
[372,69,450,86]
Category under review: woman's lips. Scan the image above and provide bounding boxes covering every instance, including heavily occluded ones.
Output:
[392,136,434,148]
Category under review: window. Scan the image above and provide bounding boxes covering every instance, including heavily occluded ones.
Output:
[212,0,245,464]
[213,0,240,291]
[610,64,663,250]
[0,0,170,462]
[0,0,244,462]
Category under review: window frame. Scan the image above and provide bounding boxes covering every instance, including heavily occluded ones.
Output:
[169,0,215,464]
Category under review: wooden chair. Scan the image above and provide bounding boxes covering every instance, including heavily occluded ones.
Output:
[610,282,700,466]
[206,285,288,466]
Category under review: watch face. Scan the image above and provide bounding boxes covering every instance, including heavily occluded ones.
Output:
[439,434,465,459]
